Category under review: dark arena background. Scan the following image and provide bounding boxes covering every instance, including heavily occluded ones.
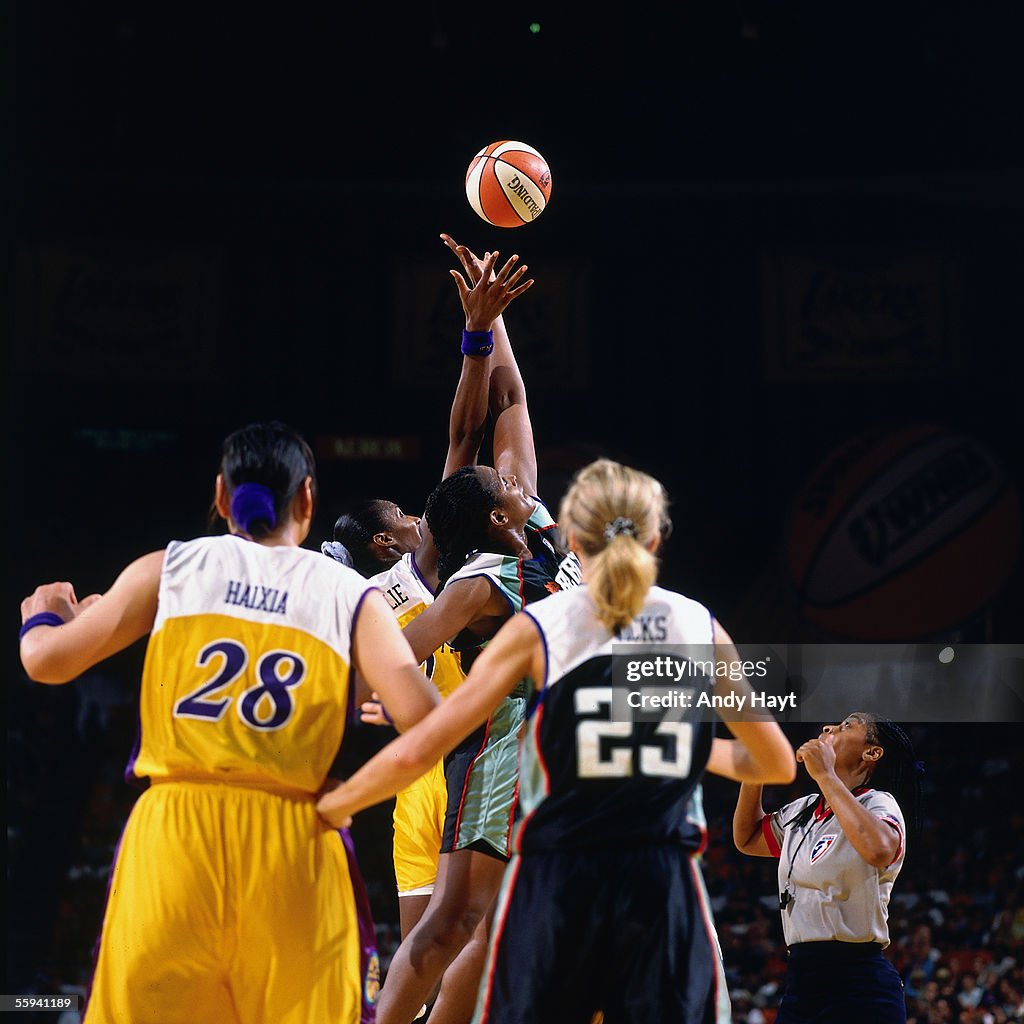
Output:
[6,4,1024,1022]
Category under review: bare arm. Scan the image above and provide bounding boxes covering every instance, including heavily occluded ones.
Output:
[732,782,774,857]
[400,576,509,665]
[350,590,440,733]
[318,613,543,826]
[797,737,900,868]
[440,237,533,481]
[441,352,490,482]
[442,236,538,496]
[410,239,535,583]
[19,551,164,683]
[705,619,796,785]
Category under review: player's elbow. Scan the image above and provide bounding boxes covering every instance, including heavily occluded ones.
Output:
[488,367,526,416]
[863,837,899,869]
[390,739,436,779]
[20,650,75,685]
[389,691,441,734]
[771,757,798,785]
[449,423,487,451]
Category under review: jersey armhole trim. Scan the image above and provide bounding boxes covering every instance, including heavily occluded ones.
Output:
[521,609,548,719]
[761,814,782,858]
[879,814,904,866]
[347,585,377,720]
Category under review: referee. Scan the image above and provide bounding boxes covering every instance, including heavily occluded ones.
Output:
[733,712,923,1024]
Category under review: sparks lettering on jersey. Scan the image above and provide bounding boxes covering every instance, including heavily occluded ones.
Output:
[224,579,289,614]
[616,615,669,642]
[383,583,410,611]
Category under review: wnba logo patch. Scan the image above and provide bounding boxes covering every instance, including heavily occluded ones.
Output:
[810,834,838,864]
[364,951,381,1006]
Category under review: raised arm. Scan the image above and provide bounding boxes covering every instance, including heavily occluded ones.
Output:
[408,239,535,585]
[443,235,538,497]
[318,612,543,826]
[703,619,796,785]
[19,552,164,684]
[440,237,532,479]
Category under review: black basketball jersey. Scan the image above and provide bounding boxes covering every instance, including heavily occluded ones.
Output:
[516,585,716,854]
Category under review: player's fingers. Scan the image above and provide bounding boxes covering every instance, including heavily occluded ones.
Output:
[507,278,535,298]
[505,263,529,288]
[450,269,471,301]
[457,247,482,284]
[78,593,103,613]
[479,251,499,282]
[493,254,519,285]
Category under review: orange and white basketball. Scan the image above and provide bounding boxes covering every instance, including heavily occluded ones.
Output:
[465,141,552,228]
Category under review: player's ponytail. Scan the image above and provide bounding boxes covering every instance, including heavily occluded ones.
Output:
[219,422,317,540]
[559,459,670,634]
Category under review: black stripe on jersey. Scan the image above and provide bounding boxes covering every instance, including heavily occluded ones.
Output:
[517,654,712,853]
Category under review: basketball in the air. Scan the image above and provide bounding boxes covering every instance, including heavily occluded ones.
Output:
[465,141,552,228]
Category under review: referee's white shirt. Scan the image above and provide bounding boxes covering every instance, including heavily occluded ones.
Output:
[762,787,906,948]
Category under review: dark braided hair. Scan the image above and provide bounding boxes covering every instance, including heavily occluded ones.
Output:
[425,467,503,588]
[332,500,394,578]
[865,715,924,840]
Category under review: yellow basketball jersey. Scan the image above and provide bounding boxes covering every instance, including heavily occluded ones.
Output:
[132,535,373,795]
[368,552,463,699]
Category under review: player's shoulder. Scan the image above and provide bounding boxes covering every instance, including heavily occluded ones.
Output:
[774,793,818,825]
[858,788,905,820]
[447,550,517,586]
[643,585,715,638]
[523,583,590,625]
[368,552,419,591]
[648,585,712,617]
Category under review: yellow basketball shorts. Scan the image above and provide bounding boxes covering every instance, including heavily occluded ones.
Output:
[84,780,362,1024]
[392,759,447,896]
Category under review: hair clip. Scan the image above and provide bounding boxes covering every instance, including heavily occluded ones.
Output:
[604,517,637,542]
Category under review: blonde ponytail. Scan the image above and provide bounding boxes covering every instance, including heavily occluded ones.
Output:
[558,459,670,633]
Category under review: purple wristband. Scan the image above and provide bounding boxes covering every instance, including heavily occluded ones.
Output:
[461,329,494,357]
[380,704,394,726]
[20,611,66,639]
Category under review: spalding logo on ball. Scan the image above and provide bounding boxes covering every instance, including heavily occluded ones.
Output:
[786,423,1020,640]
[466,141,552,228]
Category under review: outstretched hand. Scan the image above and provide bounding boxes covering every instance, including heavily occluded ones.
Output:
[441,233,491,286]
[21,582,102,625]
[442,234,534,332]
